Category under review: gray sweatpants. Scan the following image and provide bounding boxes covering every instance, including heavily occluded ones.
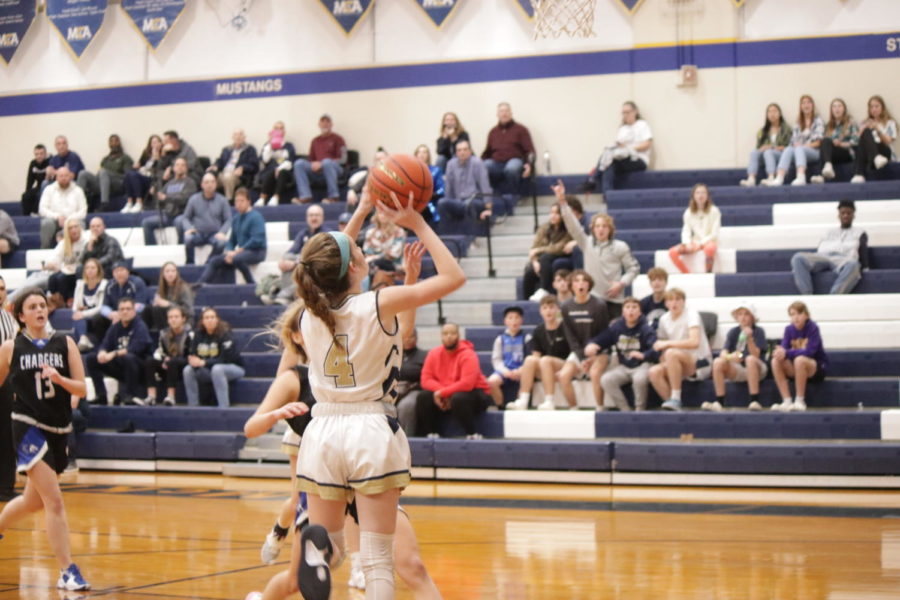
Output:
[600,363,651,411]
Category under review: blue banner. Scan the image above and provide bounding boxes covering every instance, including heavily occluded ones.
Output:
[415,0,461,28]
[46,0,107,58]
[318,0,374,35]
[514,0,533,19]
[121,0,185,50]
[0,0,35,65]
[614,0,645,14]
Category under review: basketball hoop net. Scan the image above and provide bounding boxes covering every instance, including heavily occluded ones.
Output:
[531,0,596,39]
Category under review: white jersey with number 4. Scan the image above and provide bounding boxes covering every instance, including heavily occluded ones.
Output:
[299,291,401,404]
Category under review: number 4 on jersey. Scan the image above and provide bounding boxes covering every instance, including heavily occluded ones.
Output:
[324,334,357,388]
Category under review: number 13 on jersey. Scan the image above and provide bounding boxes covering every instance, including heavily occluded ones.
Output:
[324,334,357,388]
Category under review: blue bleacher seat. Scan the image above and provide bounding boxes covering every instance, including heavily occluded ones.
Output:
[715,269,900,296]
[431,439,613,471]
[154,432,246,460]
[77,432,156,460]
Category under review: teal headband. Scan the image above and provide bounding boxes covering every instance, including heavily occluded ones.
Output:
[328,231,351,279]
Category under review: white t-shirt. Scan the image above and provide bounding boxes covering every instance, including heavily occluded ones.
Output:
[657,308,712,363]
[615,119,653,165]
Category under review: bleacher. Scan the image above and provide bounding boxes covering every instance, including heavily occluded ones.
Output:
[3,164,900,487]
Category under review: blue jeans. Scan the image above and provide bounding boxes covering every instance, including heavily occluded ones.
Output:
[198,247,266,284]
[184,230,227,265]
[142,214,185,245]
[484,157,523,202]
[183,363,245,408]
[791,252,861,295]
[436,196,490,236]
[293,158,343,200]
[123,171,151,200]
[747,148,783,178]
[778,146,820,172]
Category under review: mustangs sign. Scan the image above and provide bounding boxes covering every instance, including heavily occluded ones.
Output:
[121,0,185,50]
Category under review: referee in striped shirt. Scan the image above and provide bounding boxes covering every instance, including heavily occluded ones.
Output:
[0,275,19,501]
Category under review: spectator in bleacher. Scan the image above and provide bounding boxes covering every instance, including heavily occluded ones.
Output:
[21,143,50,216]
[363,210,406,289]
[159,130,200,186]
[72,258,108,352]
[486,306,530,408]
[710,302,768,412]
[256,121,297,207]
[197,187,266,285]
[740,103,791,187]
[0,208,19,266]
[508,295,570,411]
[648,288,713,411]
[122,134,163,214]
[482,102,534,214]
[292,114,347,204]
[395,327,428,436]
[548,197,587,275]
[77,134,133,212]
[523,203,573,302]
[668,183,721,274]
[38,166,87,249]
[181,173,231,265]
[415,323,491,439]
[555,181,640,318]
[585,101,653,196]
[790,199,867,295]
[414,144,445,222]
[586,296,658,412]
[142,305,191,406]
[141,157,197,245]
[84,297,153,405]
[207,128,259,201]
[102,259,148,322]
[640,267,668,330]
[552,269,573,304]
[45,135,85,184]
[345,147,388,208]
[80,216,124,283]
[263,204,329,306]
[10,217,85,311]
[813,98,859,184]
[771,301,828,412]
[435,111,469,172]
[557,270,610,411]
[183,307,245,408]
[851,95,897,183]
[145,262,194,332]
[437,139,493,236]
[763,95,824,187]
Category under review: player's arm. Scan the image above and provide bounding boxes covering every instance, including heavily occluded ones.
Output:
[244,370,307,438]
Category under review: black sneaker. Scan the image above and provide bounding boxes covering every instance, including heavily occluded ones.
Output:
[298,524,333,600]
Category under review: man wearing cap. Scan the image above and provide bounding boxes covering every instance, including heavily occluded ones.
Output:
[262,204,330,305]
[292,114,347,203]
[102,259,149,324]
[790,199,868,295]
[709,302,768,411]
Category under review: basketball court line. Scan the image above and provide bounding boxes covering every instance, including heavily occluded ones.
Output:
[83,562,280,598]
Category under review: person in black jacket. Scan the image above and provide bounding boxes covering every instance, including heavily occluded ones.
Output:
[395,328,428,435]
[183,307,244,407]
[140,305,191,406]
[21,144,50,216]
[84,297,153,405]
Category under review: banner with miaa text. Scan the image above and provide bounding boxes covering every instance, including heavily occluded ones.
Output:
[121,0,185,50]
[46,0,107,58]
[0,0,36,65]
[318,0,374,35]
[415,0,462,28]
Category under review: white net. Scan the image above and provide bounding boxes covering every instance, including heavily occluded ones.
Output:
[531,0,596,39]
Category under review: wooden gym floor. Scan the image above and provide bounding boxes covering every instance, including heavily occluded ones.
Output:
[2,471,900,599]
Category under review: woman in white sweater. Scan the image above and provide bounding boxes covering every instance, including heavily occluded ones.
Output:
[668,184,721,273]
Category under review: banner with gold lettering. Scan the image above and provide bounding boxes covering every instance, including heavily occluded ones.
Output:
[121,0,185,50]
[732,0,746,6]
[614,0,645,14]
[513,0,533,19]
[0,0,36,65]
[415,0,461,28]
[46,0,107,58]
[318,0,374,35]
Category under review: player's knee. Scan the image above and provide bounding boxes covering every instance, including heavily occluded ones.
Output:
[396,553,429,589]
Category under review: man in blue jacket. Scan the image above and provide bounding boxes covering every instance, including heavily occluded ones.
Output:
[84,297,153,405]
[198,187,267,284]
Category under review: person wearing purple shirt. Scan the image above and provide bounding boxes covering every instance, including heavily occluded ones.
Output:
[771,301,828,413]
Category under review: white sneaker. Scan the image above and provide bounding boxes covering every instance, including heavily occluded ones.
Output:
[253,198,265,207]
[131,202,144,213]
[771,400,792,412]
[874,155,889,170]
[261,530,286,565]
[348,553,365,590]
[528,288,549,302]
[748,401,762,411]
[507,398,529,410]
[57,564,90,591]
[425,432,440,439]
[119,202,133,214]
[708,400,723,412]
[268,195,279,206]
[76,335,94,352]
[162,396,176,406]
[791,398,807,412]
[739,176,756,187]
[466,433,484,440]
[821,162,835,179]
[245,593,264,600]
[536,399,556,411]
[809,175,825,184]
[762,177,784,187]
[700,401,711,411]
[850,174,866,184]
[791,175,806,186]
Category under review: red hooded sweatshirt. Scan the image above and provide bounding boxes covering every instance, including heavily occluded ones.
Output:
[420,339,489,398]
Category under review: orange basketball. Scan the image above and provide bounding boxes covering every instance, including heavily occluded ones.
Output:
[366,154,433,213]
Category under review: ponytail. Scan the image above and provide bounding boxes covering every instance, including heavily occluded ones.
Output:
[293,232,352,346]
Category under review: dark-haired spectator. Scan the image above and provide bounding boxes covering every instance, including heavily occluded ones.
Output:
[141,157,197,245]
[486,306,530,407]
[586,101,652,195]
[182,173,231,265]
[77,134,133,212]
[21,144,50,216]
[482,102,534,214]
[256,121,297,207]
[102,260,148,322]
[523,203,572,301]
[549,196,587,275]
[640,267,668,330]
[435,111,470,172]
[159,130,200,186]
[0,209,19,266]
[851,95,897,183]
[38,166,87,248]
[791,199,867,295]
[122,134,163,213]
[764,95,824,187]
[46,135,85,183]
[183,307,245,407]
[813,98,859,183]
[395,328,428,436]
[85,297,153,405]
[414,144,444,222]
[437,139,493,236]
[770,301,828,412]
[552,269,573,304]
[208,128,259,200]
[292,114,347,204]
[415,323,491,439]
[345,147,388,208]
[710,302,768,412]
[197,188,266,284]
[740,103,791,187]
[10,218,85,307]
[668,183,721,274]
[145,262,194,332]
[72,258,108,352]
[81,216,124,280]
[263,204,328,306]
[141,305,191,406]
[0,276,18,501]
[507,295,570,411]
